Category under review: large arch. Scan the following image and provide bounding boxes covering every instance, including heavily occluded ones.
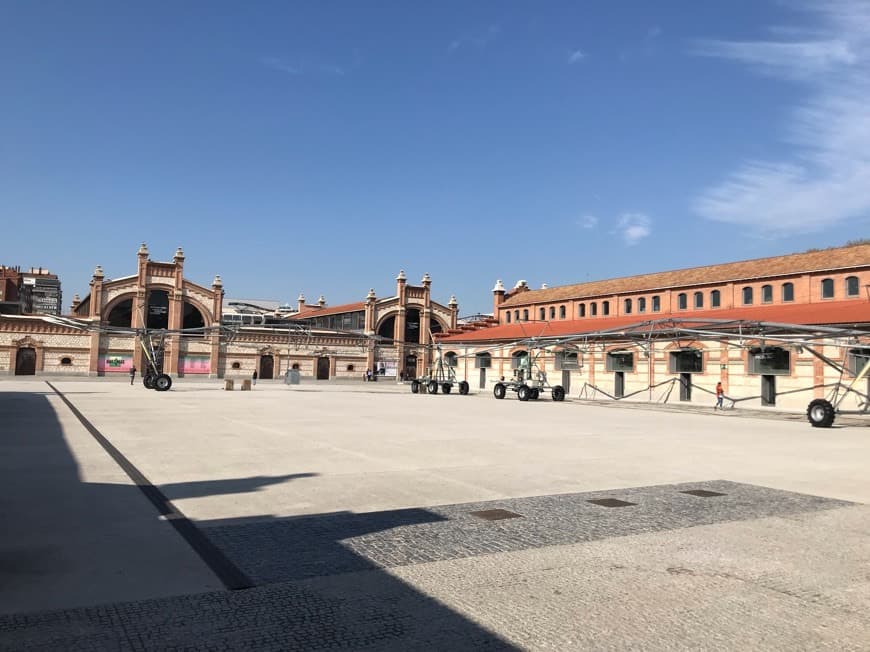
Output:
[106,297,134,327]
[183,301,206,331]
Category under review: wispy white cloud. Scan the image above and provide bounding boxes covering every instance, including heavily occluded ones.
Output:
[577,214,598,229]
[691,1,870,235]
[447,24,501,53]
[569,49,586,64]
[616,213,652,245]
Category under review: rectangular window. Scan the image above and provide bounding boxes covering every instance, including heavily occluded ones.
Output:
[606,352,634,372]
[711,290,720,308]
[555,351,579,370]
[748,348,790,375]
[762,285,773,303]
[638,297,646,313]
[652,296,660,312]
[848,348,870,375]
[475,354,492,368]
[669,350,703,373]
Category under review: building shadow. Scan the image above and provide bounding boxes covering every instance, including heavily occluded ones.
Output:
[0,388,518,651]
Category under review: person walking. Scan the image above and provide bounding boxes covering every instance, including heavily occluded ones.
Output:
[129,365,136,385]
[252,369,258,386]
[715,381,724,410]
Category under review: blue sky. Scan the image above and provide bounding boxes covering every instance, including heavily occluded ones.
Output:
[2,1,868,315]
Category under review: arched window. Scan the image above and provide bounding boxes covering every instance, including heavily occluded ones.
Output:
[514,310,520,321]
[444,351,458,367]
[231,362,241,369]
[590,302,597,316]
[693,291,703,309]
[60,357,72,366]
[107,297,133,327]
[845,276,859,297]
[678,293,687,310]
[549,306,555,319]
[638,297,646,313]
[711,290,721,308]
[559,305,566,319]
[578,304,586,318]
[602,301,610,316]
[292,363,300,370]
[475,352,491,368]
[821,278,834,298]
[183,301,205,333]
[742,287,753,305]
[652,296,661,312]
[761,284,773,304]
[624,298,632,314]
[346,364,355,372]
[522,309,529,322]
[511,350,529,370]
[782,282,794,302]
[506,311,511,324]
[539,307,545,320]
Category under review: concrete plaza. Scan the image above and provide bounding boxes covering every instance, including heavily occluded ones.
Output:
[1,377,869,650]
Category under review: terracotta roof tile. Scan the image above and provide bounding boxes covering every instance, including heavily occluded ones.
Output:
[437,300,870,343]
[501,243,870,307]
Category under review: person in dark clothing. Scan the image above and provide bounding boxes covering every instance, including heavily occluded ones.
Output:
[129,366,136,385]
[253,370,258,385]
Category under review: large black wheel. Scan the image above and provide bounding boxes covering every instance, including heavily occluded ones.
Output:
[493,383,506,400]
[442,383,452,394]
[517,385,530,402]
[154,374,173,392]
[807,398,835,428]
[552,386,566,402]
[410,380,419,394]
[143,374,156,390]
[530,388,540,400]
[427,380,439,394]
[458,381,469,395]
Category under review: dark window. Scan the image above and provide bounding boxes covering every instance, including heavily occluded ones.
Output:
[292,363,300,370]
[652,296,660,312]
[183,302,205,333]
[678,293,687,310]
[590,303,598,316]
[346,364,355,372]
[602,301,610,316]
[514,310,520,321]
[846,276,859,297]
[555,351,579,370]
[540,307,545,320]
[506,312,511,324]
[761,285,773,304]
[445,352,458,367]
[511,351,529,370]
[549,307,555,319]
[638,297,646,313]
[624,298,632,314]
[60,357,72,366]
[107,297,133,327]
[669,349,703,373]
[821,278,834,298]
[782,282,794,302]
[578,304,586,318]
[694,292,703,309]
[748,347,790,375]
[711,290,721,308]
[231,362,241,369]
[606,351,634,372]
[146,290,169,329]
[848,347,870,375]
[559,305,566,319]
[475,352,492,368]
[523,309,529,322]
[742,287,753,305]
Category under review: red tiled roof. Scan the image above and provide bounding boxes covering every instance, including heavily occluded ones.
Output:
[436,300,870,343]
[291,301,366,320]
[501,243,870,307]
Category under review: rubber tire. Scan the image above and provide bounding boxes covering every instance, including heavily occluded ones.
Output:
[427,380,438,394]
[517,385,530,402]
[807,398,835,427]
[442,383,452,394]
[551,385,566,402]
[154,374,172,392]
[493,383,506,399]
[458,381,469,395]
[410,380,419,394]
[143,374,156,390]
[530,388,540,400]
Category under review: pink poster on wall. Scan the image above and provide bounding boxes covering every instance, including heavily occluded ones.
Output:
[98,354,132,373]
[180,355,210,374]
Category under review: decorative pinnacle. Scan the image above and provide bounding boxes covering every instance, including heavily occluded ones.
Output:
[448,295,458,307]
[212,274,222,287]
[421,272,431,284]
[93,265,104,278]
[317,295,326,306]
[138,242,148,256]
[174,246,185,259]
[366,288,376,300]
[297,293,305,302]
[492,279,505,293]
[396,269,407,282]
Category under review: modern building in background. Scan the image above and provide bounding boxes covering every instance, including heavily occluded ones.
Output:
[0,266,62,315]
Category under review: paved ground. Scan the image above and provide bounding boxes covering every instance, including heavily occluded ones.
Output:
[1,377,869,650]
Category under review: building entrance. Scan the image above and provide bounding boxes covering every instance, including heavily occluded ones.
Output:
[316,357,330,380]
[260,355,274,380]
[15,347,36,375]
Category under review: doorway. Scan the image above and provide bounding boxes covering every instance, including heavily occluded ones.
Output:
[316,357,330,380]
[614,371,624,398]
[15,347,36,375]
[562,370,571,395]
[761,375,776,406]
[679,373,692,401]
[404,354,417,381]
[260,355,274,380]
